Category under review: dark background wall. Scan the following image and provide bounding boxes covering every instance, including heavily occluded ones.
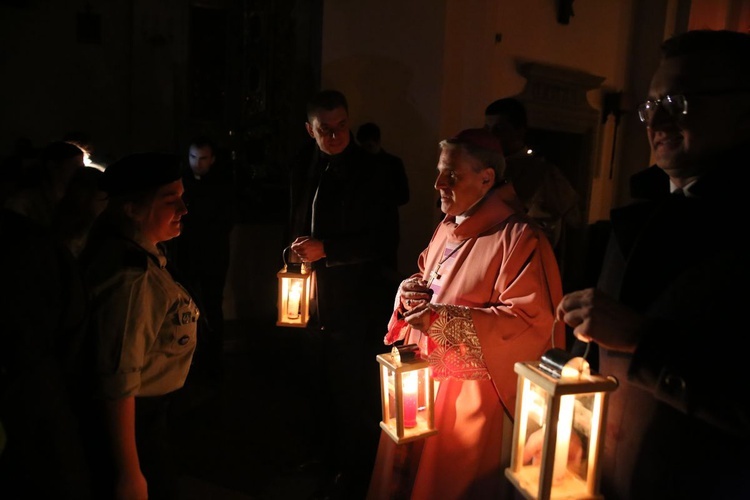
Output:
[3,0,748,324]
[1,0,322,323]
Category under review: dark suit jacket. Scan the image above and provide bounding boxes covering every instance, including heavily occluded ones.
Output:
[167,164,236,281]
[594,147,750,499]
[288,140,393,330]
[373,148,409,272]
[628,164,669,201]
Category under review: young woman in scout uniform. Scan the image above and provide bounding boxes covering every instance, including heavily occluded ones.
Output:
[81,152,199,499]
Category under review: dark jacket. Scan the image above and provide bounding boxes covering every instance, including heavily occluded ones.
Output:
[372,149,409,272]
[628,163,669,201]
[594,147,750,499]
[288,139,393,330]
[0,208,92,498]
[167,164,236,281]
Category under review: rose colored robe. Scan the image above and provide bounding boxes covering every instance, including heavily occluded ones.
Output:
[368,184,564,500]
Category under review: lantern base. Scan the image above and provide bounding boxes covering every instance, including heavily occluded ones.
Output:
[505,466,602,500]
[276,320,308,328]
[380,419,438,445]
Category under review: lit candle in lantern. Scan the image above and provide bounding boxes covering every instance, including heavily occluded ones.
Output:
[402,371,418,428]
[553,394,575,481]
[505,348,618,500]
[287,280,302,319]
[377,345,437,444]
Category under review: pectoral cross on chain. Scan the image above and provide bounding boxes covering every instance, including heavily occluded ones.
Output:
[426,239,468,287]
[427,265,442,287]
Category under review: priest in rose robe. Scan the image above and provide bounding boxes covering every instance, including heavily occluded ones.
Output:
[367,128,565,500]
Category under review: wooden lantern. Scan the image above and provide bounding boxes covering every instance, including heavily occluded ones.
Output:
[505,348,618,500]
[376,344,438,444]
[276,253,312,328]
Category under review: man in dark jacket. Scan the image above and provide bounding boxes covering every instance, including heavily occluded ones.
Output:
[558,30,750,500]
[287,90,393,499]
[167,137,236,389]
[356,121,409,277]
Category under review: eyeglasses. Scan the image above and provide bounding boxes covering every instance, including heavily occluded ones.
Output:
[315,121,349,138]
[637,94,688,124]
[637,89,750,124]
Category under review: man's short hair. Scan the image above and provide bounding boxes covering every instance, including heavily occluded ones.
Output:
[661,29,750,59]
[660,30,750,88]
[189,136,217,156]
[356,122,381,143]
[440,128,506,184]
[306,90,348,122]
[484,97,528,130]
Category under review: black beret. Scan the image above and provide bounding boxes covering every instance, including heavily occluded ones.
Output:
[100,152,182,196]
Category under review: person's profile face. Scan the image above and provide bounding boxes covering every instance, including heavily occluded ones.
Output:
[305,106,350,156]
[434,146,493,216]
[132,179,188,245]
[645,53,750,180]
[188,145,215,177]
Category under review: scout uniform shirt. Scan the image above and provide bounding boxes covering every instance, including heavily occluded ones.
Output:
[86,233,199,399]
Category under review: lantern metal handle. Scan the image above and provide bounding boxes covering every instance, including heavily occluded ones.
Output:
[391,343,421,364]
[282,246,309,274]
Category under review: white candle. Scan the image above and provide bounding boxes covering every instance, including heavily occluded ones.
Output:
[287,281,302,319]
[553,394,575,481]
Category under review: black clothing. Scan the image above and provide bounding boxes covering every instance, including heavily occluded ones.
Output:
[288,140,393,329]
[588,147,750,499]
[628,164,669,201]
[371,148,409,275]
[0,208,92,499]
[167,164,236,385]
[287,139,394,499]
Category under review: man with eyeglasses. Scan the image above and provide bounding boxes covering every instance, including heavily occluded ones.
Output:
[286,89,394,499]
[557,30,750,499]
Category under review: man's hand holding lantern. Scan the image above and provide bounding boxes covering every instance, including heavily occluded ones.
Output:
[291,236,326,263]
[556,288,644,353]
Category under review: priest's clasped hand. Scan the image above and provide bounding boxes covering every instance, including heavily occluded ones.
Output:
[398,277,433,312]
[403,303,437,332]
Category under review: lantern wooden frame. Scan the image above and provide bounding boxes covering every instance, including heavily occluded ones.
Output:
[276,258,312,328]
[505,348,618,500]
[376,344,438,444]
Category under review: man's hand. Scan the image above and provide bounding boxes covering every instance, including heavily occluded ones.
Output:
[556,288,645,353]
[398,277,433,312]
[291,236,326,262]
[403,303,435,332]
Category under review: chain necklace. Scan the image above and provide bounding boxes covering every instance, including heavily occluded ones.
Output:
[427,239,469,287]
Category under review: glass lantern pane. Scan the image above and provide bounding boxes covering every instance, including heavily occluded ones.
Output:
[517,382,594,497]
[570,393,596,482]
[286,278,304,319]
[525,379,548,432]
[386,368,395,421]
